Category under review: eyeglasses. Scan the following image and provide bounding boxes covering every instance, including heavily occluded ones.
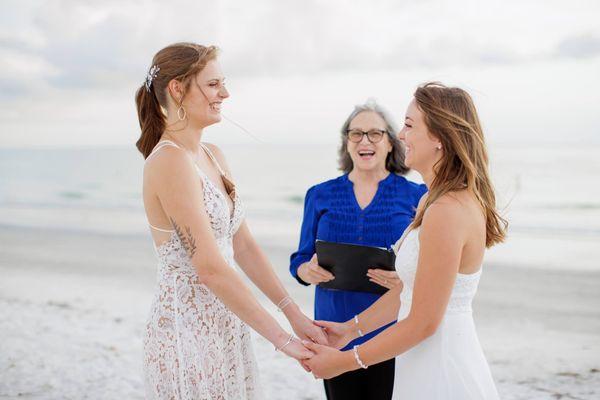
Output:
[346,129,387,143]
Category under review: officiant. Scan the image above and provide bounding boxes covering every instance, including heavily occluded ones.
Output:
[289,100,427,400]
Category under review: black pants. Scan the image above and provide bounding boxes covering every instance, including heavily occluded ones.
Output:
[323,357,395,400]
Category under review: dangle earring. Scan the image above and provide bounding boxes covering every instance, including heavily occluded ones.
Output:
[174,93,187,121]
[177,105,187,121]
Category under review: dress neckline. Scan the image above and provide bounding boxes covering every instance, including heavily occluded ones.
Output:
[345,172,393,212]
[396,227,483,278]
[198,143,237,218]
[194,165,237,219]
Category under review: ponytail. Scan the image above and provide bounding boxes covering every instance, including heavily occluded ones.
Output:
[135,85,165,159]
[135,43,219,158]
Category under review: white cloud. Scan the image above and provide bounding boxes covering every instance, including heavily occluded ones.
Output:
[3,0,599,93]
[0,0,599,146]
[556,34,600,59]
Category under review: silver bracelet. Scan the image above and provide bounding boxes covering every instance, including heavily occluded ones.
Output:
[275,333,295,352]
[276,296,293,312]
[354,315,364,337]
[353,345,368,369]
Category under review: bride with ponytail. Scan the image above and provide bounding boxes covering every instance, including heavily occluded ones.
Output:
[136,42,325,399]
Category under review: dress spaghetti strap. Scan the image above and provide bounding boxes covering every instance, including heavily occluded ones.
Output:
[149,223,175,233]
[199,143,237,199]
[146,140,181,232]
[146,140,181,162]
[199,143,227,177]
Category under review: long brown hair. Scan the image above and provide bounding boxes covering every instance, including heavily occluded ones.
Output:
[135,42,219,158]
[411,82,507,247]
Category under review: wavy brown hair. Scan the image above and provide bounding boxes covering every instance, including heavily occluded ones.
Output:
[135,42,219,158]
[411,82,507,247]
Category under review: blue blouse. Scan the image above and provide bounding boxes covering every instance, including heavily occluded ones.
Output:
[290,173,427,349]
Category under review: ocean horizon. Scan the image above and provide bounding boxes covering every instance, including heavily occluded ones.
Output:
[2,142,599,271]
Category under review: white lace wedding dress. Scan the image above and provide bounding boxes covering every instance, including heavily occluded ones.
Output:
[143,141,260,400]
[392,228,499,399]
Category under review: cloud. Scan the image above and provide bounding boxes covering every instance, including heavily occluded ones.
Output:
[0,0,220,97]
[1,0,600,101]
[556,34,600,59]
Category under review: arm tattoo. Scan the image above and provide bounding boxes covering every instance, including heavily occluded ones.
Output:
[170,217,197,258]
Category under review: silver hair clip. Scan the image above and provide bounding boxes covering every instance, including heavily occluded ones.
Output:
[365,97,378,108]
[144,65,160,93]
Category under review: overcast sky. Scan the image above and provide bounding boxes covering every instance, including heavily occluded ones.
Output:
[1,0,599,147]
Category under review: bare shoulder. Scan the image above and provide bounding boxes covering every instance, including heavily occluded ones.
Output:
[144,145,195,181]
[422,192,471,231]
[203,142,232,174]
[203,142,227,162]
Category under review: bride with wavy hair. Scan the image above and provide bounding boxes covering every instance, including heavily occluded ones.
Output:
[304,82,507,399]
[135,42,326,400]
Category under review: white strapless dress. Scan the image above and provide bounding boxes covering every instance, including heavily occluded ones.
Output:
[392,228,499,400]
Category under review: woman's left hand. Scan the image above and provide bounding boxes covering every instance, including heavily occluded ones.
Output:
[367,269,403,290]
[302,341,353,379]
[287,308,329,345]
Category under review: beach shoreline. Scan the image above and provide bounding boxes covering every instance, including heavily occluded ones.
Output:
[1,225,599,399]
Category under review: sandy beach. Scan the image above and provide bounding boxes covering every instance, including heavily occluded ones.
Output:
[1,225,599,399]
[2,0,600,397]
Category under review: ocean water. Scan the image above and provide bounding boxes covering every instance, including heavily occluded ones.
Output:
[1,143,599,269]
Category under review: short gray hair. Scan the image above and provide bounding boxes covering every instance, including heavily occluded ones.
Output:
[338,98,409,175]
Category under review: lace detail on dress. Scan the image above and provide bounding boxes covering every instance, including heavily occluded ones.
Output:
[396,228,482,316]
[143,157,260,399]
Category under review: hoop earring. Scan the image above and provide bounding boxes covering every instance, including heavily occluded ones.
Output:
[177,105,187,121]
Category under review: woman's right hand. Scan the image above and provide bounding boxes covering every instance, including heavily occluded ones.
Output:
[279,337,314,359]
[313,320,356,350]
[297,254,334,285]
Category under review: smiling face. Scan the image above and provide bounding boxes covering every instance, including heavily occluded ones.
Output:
[346,111,392,173]
[181,59,229,128]
[397,99,442,175]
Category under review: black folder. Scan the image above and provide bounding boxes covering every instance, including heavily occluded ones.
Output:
[315,240,396,295]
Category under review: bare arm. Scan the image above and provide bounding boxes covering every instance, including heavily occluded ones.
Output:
[208,144,328,344]
[147,146,311,358]
[305,198,466,377]
[316,195,430,346]
[233,222,289,305]
[313,283,401,349]
[354,283,402,335]
[354,201,463,364]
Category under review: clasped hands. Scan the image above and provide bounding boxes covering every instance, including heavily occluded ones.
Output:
[282,308,358,380]
[286,254,402,379]
[285,274,406,379]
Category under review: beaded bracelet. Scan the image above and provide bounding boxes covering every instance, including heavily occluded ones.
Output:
[354,315,364,337]
[352,345,368,369]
